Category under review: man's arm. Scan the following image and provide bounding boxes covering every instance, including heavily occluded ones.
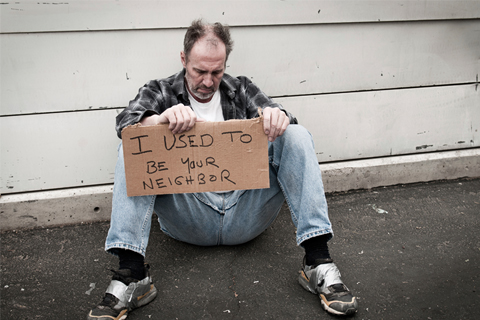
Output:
[116,75,199,138]
[115,81,167,138]
[238,76,297,142]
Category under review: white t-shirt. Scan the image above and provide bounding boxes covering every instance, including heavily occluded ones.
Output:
[188,90,224,122]
[187,90,232,193]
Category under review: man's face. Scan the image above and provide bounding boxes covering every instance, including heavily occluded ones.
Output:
[181,36,226,102]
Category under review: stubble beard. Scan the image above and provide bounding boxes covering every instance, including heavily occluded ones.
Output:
[185,72,215,101]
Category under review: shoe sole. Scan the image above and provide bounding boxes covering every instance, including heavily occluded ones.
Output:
[320,295,357,316]
[87,309,127,320]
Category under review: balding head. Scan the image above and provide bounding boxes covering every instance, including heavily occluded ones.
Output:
[183,19,234,63]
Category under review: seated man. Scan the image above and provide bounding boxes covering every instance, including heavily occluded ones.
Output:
[88,19,357,319]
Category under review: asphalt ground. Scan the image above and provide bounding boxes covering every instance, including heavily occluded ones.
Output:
[1,178,479,320]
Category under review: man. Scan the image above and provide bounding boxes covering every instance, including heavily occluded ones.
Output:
[88,19,357,319]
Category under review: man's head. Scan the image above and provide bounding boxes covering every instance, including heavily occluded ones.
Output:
[181,19,234,102]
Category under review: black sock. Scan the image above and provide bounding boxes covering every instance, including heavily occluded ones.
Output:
[303,234,332,265]
[117,249,145,280]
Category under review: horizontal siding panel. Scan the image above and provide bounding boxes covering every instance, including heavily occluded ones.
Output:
[275,84,480,162]
[0,29,185,116]
[2,20,479,115]
[1,110,120,194]
[2,84,478,194]
[1,0,480,33]
[231,20,480,96]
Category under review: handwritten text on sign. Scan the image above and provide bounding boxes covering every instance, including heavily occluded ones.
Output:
[121,118,270,196]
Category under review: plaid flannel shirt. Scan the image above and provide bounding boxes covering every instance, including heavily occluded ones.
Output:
[115,69,297,138]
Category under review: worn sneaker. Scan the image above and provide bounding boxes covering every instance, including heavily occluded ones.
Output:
[87,265,157,320]
[298,258,357,316]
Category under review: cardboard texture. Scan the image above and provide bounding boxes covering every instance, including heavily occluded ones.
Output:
[121,118,270,196]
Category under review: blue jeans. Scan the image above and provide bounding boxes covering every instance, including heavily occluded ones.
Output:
[105,125,332,256]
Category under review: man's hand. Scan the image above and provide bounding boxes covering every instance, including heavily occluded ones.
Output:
[263,107,290,142]
[140,104,204,134]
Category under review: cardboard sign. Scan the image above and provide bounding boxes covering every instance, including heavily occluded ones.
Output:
[121,117,270,196]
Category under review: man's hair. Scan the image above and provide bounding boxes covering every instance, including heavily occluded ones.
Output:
[183,19,234,62]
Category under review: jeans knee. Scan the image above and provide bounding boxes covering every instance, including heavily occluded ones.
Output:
[277,125,314,150]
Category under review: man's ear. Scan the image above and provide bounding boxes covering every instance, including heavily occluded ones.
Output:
[180,51,187,68]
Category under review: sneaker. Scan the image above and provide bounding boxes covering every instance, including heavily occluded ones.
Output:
[298,258,357,316]
[87,265,157,320]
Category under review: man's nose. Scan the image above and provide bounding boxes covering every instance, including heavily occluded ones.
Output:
[203,74,213,87]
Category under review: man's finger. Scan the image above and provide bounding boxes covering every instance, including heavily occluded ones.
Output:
[179,107,192,132]
[168,108,183,133]
[279,115,290,136]
[263,108,271,135]
[267,108,281,142]
[185,108,198,131]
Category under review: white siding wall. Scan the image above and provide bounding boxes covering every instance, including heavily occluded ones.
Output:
[1,0,480,194]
